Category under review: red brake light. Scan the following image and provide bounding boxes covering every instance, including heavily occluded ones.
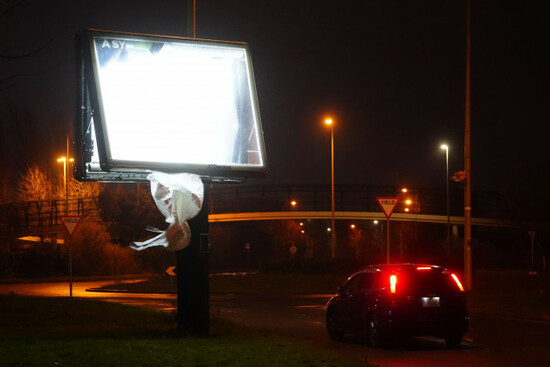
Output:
[390,274,397,293]
[416,266,432,271]
[451,273,465,292]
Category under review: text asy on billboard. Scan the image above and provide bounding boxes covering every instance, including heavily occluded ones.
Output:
[75,29,268,183]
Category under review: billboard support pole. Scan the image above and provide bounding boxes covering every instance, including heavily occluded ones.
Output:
[175,0,210,336]
[177,182,210,334]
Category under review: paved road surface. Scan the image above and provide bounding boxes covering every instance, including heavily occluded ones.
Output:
[210,293,550,367]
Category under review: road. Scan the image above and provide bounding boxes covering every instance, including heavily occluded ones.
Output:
[2,281,549,366]
[210,293,550,367]
[0,279,176,311]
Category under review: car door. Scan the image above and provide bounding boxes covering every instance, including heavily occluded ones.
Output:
[332,272,371,332]
[348,271,377,333]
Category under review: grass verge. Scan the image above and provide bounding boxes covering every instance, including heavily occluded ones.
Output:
[0,295,366,367]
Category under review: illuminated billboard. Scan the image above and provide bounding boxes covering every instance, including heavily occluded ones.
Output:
[75,29,267,182]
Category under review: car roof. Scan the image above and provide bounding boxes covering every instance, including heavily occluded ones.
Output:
[343,264,451,282]
[361,263,448,273]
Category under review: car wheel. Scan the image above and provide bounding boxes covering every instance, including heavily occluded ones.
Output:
[367,318,384,348]
[326,313,343,341]
[444,333,463,348]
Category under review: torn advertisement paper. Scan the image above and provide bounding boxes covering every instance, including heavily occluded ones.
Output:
[131,172,204,251]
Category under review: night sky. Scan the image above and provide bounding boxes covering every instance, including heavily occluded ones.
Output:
[1,1,547,206]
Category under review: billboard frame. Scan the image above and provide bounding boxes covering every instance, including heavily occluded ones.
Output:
[74,29,268,183]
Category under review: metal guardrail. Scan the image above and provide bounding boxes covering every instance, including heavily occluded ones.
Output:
[0,197,100,237]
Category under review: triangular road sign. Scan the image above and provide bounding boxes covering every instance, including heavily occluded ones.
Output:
[60,215,83,236]
[376,197,400,219]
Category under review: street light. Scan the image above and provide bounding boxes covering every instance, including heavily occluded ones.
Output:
[325,117,335,259]
[440,144,451,256]
[57,157,74,195]
[57,136,74,297]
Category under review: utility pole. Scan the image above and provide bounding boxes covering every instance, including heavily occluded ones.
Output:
[66,135,73,297]
[330,122,335,259]
[464,0,472,291]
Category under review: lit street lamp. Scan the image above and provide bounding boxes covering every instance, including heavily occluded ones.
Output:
[325,117,335,259]
[440,144,451,256]
[57,136,74,298]
[57,136,74,213]
[57,157,74,196]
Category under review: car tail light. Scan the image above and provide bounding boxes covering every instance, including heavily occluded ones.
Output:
[416,266,432,270]
[390,274,397,293]
[451,273,465,292]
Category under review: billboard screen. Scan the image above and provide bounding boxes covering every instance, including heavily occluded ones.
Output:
[75,30,267,182]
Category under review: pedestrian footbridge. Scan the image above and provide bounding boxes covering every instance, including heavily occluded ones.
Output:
[1,184,512,239]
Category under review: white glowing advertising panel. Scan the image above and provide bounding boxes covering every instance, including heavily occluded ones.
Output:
[75,30,267,182]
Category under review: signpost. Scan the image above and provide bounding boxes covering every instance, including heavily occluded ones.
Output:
[60,215,83,297]
[376,197,399,264]
[166,265,177,292]
[528,230,536,268]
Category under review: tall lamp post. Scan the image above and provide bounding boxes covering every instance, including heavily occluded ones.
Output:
[57,156,74,211]
[325,117,336,259]
[440,144,451,256]
[57,136,73,297]
[464,0,472,290]
[57,136,74,214]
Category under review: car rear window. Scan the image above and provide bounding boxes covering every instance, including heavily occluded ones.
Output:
[399,269,459,293]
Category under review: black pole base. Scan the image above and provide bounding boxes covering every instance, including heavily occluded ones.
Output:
[176,183,210,335]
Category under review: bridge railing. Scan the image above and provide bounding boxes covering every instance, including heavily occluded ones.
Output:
[210,184,510,218]
[0,197,100,233]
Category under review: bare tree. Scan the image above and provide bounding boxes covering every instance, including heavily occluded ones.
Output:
[13,164,55,202]
[15,164,102,203]
[69,177,103,200]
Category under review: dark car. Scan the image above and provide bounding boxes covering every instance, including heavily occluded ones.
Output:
[326,264,469,347]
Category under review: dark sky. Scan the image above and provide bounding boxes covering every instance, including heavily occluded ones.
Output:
[1,0,548,203]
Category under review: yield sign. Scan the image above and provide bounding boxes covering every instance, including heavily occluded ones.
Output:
[376,197,400,219]
[60,215,83,236]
